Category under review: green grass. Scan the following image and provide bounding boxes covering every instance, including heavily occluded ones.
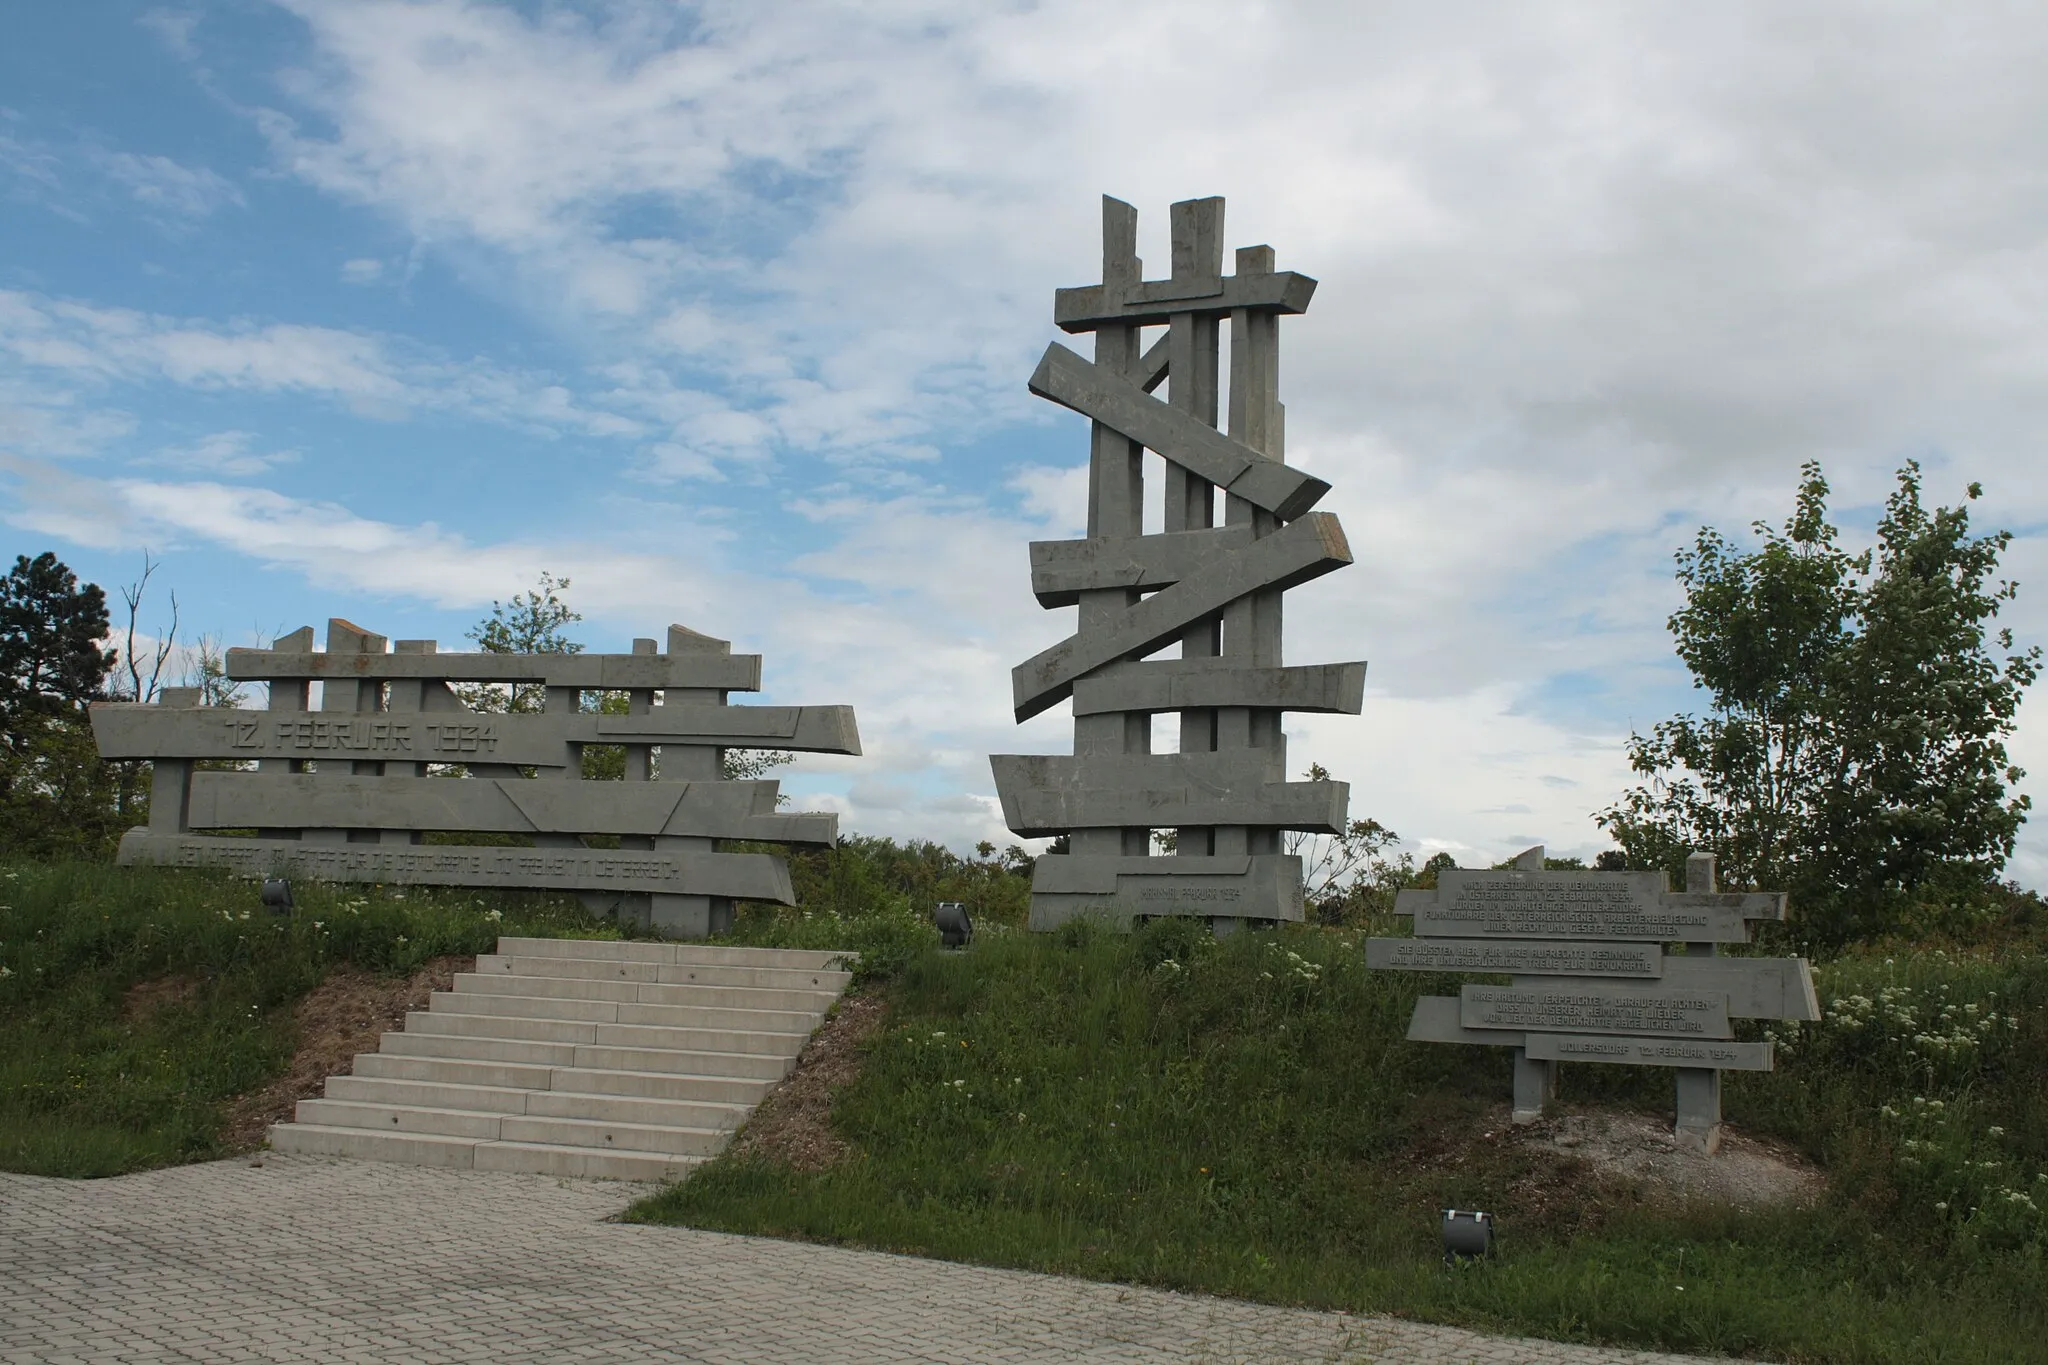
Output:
[13,851,2048,1360]
[630,916,2048,1365]
[0,858,603,1178]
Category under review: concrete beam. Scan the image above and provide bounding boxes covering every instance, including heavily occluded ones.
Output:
[1522,1033,1774,1072]
[91,703,861,765]
[115,829,798,903]
[991,750,1346,835]
[1028,526,1255,606]
[183,773,837,846]
[226,645,764,692]
[1072,659,1364,717]
[1012,512,1352,720]
[1025,851,1303,928]
[1029,344,1330,520]
[1053,271,1316,332]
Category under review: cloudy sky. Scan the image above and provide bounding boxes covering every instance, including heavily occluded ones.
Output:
[6,1,2048,880]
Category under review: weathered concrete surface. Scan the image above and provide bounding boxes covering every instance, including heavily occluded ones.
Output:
[0,1155,1758,1364]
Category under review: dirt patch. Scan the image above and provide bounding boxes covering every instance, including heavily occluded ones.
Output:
[122,974,204,1022]
[1388,1098,1823,1241]
[724,991,887,1172]
[1518,1107,1825,1211]
[222,954,474,1153]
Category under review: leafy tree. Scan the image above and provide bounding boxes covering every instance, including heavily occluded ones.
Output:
[1597,461,2040,944]
[461,571,584,717]
[0,552,125,858]
[0,552,115,726]
[459,572,792,786]
[0,716,128,859]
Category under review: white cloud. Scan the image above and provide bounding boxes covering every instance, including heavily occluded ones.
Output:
[139,430,299,477]
[20,1,2048,869]
[339,257,384,285]
[138,8,201,62]
[96,151,244,219]
[0,288,643,438]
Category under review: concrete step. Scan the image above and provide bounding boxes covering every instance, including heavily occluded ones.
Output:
[378,1030,579,1067]
[271,938,850,1181]
[269,1122,477,1169]
[572,1042,793,1081]
[475,953,852,993]
[495,1114,727,1157]
[433,987,825,1035]
[473,1140,701,1182]
[322,1075,529,1118]
[493,937,855,973]
[323,1074,750,1131]
[268,1123,701,1182]
[375,1029,792,1080]
[489,936,680,966]
[451,970,841,1014]
[350,1052,775,1105]
[295,1098,508,1141]
[349,1051,555,1092]
[406,1010,812,1059]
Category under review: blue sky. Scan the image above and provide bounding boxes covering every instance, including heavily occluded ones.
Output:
[7,1,2048,882]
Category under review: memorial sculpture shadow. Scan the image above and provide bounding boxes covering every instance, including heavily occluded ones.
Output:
[90,619,859,940]
[991,195,1365,934]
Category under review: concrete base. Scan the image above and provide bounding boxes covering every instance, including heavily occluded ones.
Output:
[1511,1049,1558,1124]
[1674,1065,1723,1154]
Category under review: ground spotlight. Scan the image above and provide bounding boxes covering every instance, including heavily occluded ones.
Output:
[260,878,294,915]
[935,901,972,948]
[1441,1208,1494,1263]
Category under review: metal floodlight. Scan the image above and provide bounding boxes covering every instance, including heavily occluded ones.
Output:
[1441,1208,1494,1263]
[260,878,294,915]
[935,901,972,949]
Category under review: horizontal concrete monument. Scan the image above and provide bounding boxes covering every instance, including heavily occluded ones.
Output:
[1370,847,1818,1153]
[90,619,859,939]
[991,195,1365,933]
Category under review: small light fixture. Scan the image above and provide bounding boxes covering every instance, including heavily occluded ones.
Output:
[935,901,972,949]
[260,878,294,916]
[1441,1208,1494,1263]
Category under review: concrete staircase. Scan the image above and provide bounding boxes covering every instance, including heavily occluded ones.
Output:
[268,936,854,1182]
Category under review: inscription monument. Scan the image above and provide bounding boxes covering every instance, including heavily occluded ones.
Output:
[90,619,860,939]
[990,195,1366,932]
[1369,847,1818,1153]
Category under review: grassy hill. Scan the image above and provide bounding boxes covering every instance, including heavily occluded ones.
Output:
[5,856,2046,1362]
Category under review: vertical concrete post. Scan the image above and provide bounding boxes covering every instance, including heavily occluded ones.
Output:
[1507,844,1556,1123]
[306,619,386,846]
[613,637,659,931]
[255,625,312,840]
[1675,851,1724,1154]
[380,640,435,844]
[1164,197,1224,878]
[1213,241,1288,938]
[144,687,203,834]
[1071,196,1152,878]
[651,624,728,939]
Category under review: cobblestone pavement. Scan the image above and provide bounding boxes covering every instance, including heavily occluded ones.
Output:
[1,1155,1754,1364]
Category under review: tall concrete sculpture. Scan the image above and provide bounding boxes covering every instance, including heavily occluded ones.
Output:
[991,196,1365,932]
[91,619,859,939]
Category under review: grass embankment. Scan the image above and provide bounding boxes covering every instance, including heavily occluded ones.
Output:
[0,838,1020,1178]
[633,916,2048,1365]
[0,859,598,1177]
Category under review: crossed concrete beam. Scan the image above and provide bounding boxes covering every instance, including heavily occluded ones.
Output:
[991,195,1366,932]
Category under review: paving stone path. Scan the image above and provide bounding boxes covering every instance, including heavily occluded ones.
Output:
[1,1155,1752,1364]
